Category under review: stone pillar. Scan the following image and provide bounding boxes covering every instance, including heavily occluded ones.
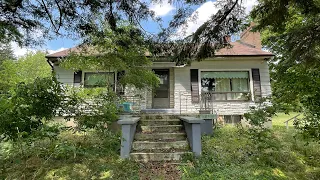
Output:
[199,114,217,135]
[117,115,140,159]
[179,116,205,156]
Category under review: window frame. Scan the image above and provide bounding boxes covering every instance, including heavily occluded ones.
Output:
[199,69,254,101]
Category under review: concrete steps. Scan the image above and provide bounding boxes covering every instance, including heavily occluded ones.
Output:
[130,152,191,162]
[135,132,186,141]
[132,141,188,151]
[130,114,190,162]
[140,119,181,125]
[140,114,179,120]
[141,125,183,133]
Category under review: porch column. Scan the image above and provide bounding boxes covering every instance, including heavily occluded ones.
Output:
[117,115,140,159]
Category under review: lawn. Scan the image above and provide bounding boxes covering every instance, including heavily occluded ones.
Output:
[272,112,302,127]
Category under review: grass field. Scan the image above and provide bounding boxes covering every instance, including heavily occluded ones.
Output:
[272,112,303,127]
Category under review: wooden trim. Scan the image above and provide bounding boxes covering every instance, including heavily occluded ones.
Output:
[251,68,262,101]
[190,69,199,103]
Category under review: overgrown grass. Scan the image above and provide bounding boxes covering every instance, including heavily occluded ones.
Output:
[0,129,139,180]
[1,113,319,179]
[180,113,320,180]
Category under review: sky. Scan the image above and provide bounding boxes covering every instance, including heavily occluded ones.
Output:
[12,0,257,57]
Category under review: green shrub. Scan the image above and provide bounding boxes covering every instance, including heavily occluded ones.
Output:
[0,77,63,141]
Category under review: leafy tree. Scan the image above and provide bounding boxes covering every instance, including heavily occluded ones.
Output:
[62,23,159,89]
[153,0,246,64]
[0,77,63,141]
[0,51,51,93]
[251,0,320,141]
[1,0,247,63]
[0,0,154,46]
[0,43,15,64]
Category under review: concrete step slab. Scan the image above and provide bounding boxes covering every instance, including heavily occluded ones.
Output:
[141,125,183,133]
[130,152,191,162]
[135,133,186,141]
[140,119,181,126]
[132,141,188,151]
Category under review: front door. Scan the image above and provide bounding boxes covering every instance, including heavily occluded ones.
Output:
[153,69,170,108]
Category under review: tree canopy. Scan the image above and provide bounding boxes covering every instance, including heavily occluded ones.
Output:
[0,51,51,93]
[1,0,247,63]
[251,0,320,141]
[0,43,15,64]
[61,23,159,89]
[0,0,153,46]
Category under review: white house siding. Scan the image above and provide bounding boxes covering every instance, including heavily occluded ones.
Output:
[53,58,272,115]
[169,68,175,108]
[173,58,272,115]
[54,65,74,86]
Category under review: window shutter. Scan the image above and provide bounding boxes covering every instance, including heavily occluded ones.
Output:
[190,69,199,103]
[73,71,82,84]
[116,71,125,95]
[251,69,262,101]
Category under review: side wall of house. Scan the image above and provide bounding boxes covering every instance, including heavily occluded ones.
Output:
[174,58,272,115]
[53,65,148,111]
[54,65,74,86]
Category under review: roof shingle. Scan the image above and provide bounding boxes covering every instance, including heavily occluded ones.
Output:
[215,42,273,56]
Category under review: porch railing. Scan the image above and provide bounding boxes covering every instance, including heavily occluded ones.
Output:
[120,91,250,114]
[120,95,143,113]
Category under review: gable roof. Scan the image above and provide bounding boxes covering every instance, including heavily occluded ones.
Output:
[215,42,273,56]
[46,41,273,59]
[46,47,80,58]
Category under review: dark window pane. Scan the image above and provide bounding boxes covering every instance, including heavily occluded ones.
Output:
[74,71,82,83]
[154,90,168,98]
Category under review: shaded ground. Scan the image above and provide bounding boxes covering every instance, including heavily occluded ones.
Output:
[138,162,182,180]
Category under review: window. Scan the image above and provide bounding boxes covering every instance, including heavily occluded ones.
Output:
[201,71,250,101]
[224,115,242,124]
[84,72,115,89]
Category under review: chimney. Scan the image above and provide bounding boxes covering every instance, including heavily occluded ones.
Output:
[240,22,262,49]
[223,35,231,44]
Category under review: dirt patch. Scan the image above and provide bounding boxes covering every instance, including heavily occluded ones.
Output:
[138,162,181,180]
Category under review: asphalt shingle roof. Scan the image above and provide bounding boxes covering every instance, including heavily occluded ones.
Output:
[46,41,273,58]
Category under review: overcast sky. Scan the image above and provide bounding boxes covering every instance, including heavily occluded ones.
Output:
[12,0,257,57]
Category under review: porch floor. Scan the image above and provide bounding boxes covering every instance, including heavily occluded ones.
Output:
[141,109,180,114]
